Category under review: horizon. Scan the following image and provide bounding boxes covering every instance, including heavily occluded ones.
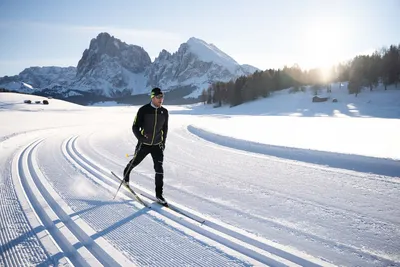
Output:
[0,0,399,76]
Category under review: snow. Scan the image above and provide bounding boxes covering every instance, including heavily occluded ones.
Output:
[187,37,240,73]
[21,82,33,89]
[0,83,399,267]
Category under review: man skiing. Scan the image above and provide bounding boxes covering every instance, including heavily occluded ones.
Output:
[123,87,169,205]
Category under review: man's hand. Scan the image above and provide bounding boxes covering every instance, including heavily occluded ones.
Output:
[139,133,148,143]
[159,142,165,151]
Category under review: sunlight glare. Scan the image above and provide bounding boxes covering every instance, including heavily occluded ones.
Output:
[300,19,348,69]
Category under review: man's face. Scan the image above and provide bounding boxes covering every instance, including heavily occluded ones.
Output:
[152,94,164,107]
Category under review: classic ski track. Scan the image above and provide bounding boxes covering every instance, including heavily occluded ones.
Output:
[62,135,272,267]
[1,142,63,266]
[13,138,135,267]
[31,141,136,266]
[85,131,400,266]
[12,138,90,266]
[67,135,338,267]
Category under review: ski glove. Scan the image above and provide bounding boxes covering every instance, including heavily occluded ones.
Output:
[159,142,165,151]
[139,133,148,143]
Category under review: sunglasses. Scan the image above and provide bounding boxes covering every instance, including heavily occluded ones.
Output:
[155,94,164,99]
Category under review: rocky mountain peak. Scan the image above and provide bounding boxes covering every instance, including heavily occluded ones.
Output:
[157,49,172,61]
[76,32,151,79]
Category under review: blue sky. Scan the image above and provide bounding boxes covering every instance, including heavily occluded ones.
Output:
[0,0,399,76]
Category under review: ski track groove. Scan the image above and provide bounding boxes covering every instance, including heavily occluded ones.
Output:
[29,139,135,266]
[63,135,255,267]
[68,135,337,267]
[66,138,242,266]
[13,138,138,267]
[16,139,95,267]
[4,137,71,267]
[0,177,41,267]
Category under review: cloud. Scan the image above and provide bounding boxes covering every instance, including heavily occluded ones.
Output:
[70,25,182,43]
[1,20,185,58]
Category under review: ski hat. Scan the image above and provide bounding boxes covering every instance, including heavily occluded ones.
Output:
[150,87,163,98]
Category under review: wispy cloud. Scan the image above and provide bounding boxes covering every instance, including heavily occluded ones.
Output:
[70,25,182,43]
[69,25,185,55]
[1,20,182,45]
[1,20,185,57]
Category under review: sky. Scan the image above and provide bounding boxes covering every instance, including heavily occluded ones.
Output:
[0,0,399,77]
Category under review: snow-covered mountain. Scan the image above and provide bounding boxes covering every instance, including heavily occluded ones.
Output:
[0,33,259,102]
[0,66,76,94]
[73,32,151,97]
[146,37,256,92]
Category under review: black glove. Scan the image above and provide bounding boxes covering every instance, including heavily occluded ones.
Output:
[159,142,165,151]
[139,134,148,143]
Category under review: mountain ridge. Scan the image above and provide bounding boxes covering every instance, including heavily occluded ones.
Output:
[0,32,260,104]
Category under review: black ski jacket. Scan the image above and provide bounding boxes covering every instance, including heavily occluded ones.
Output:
[132,103,168,146]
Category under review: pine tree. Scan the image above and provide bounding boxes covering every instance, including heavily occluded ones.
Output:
[201,88,207,104]
[382,45,400,88]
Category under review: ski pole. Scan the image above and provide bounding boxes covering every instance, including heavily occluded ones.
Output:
[113,179,124,199]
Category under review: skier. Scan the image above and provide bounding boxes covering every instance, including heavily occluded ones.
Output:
[123,87,169,205]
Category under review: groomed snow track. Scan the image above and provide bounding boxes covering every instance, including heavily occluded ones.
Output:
[60,135,333,267]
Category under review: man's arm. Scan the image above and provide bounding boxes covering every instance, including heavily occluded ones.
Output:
[132,107,145,142]
[162,110,169,145]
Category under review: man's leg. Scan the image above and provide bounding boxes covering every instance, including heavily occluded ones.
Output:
[150,144,164,198]
[123,143,149,182]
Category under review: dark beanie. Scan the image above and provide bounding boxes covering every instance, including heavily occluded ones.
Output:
[150,87,163,98]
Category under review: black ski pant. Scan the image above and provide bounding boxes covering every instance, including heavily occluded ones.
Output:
[123,142,164,196]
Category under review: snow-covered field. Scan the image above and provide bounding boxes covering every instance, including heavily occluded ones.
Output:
[1,84,399,267]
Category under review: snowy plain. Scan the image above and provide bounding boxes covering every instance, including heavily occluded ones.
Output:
[0,83,399,267]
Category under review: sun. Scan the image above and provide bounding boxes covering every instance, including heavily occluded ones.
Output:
[299,19,348,70]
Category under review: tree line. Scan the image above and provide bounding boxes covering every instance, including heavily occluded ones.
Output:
[201,44,400,106]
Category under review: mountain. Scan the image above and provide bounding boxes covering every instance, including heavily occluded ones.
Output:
[146,37,257,94]
[0,33,260,104]
[73,32,151,97]
[241,64,260,74]
[0,66,76,95]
